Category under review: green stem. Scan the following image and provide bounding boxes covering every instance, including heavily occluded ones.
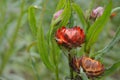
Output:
[68,0,74,78]
[68,54,73,79]
[55,63,59,80]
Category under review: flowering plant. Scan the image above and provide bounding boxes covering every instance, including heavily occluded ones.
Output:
[28,0,120,80]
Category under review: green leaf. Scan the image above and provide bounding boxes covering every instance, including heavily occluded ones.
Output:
[80,67,89,80]
[49,40,60,79]
[26,41,37,52]
[95,26,120,59]
[49,40,60,65]
[72,3,88,32]
[37,24,55,72]
[28,2,56,75]
[111,7,120,13]
[86,1,112,51]
[102,61,120,78]
[28,6,37,36]
[49,0,71,41]
[56,0,66,11]
[59,0,71,27]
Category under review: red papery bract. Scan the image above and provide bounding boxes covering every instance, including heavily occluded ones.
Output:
[80,56,105,77]
[70,57,81,73]
[55,26,85,49]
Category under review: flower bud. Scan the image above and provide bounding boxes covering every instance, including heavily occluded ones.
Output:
[55,26,85,49]
[80,56,104,77]
[90,7,104,20]
[53,10,63,20]
[110,12,117,19]
[70,56,105,77]
[70,56,81,73]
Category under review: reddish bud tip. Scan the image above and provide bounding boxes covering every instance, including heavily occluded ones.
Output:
[110,12,117,19]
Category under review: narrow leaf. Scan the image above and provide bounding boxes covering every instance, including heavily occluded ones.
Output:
[59,0,71,27]
[95,26,120,59]
[103,61,120,77]
[56,0,66,11]
[111,7,120,13]
[72,3,88,32]
[86,1,112,51]
[80,68,89,80]
[49,40,60,79]
[37,24,54,72]
[49,0,71,41]
[50,40,60,65]
[26,41,37,52]
[28,6,37,36]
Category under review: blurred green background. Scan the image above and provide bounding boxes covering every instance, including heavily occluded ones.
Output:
[0,0,120,80]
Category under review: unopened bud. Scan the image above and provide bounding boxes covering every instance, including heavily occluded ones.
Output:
[90,7,104,20]
[53,10,63,20]
[110,12,117,19]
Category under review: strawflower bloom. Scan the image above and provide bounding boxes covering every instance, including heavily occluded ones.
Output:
[80,56,104,77]
[90,7,104,20]
[55,26,85,49]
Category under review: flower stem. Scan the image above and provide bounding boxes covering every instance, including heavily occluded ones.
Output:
[68,53,73,79]
[55,64,59,80]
